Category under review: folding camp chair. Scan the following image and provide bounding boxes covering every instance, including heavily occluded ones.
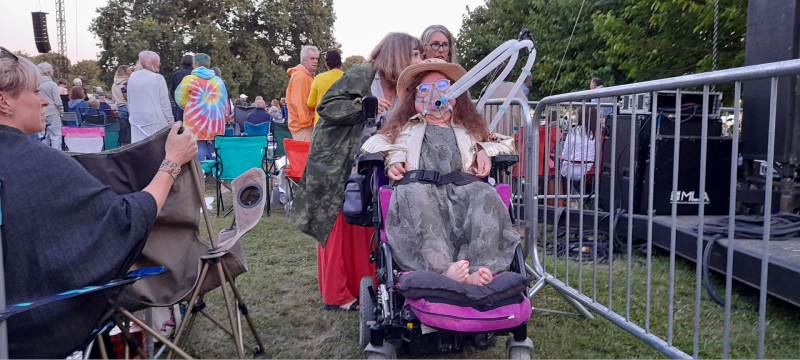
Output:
[62,112,79,127]
[83,123,121,150]
[244,121,270,136]
[281,139,310,216]
[63,126,105,153]
[69,128,266,358]
[105,109,131,146]
[267,122,292,174]
[233,105,256,134]
[214,135,270,216]
[79,108,108,125]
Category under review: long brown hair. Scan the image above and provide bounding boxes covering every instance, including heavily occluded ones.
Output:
[69,86,85,101]
[380,71,490,144]
[367,33,423,89]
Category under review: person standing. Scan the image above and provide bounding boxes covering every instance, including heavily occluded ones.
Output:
[239,94,249,107]
[280,97,288,120]
[57,78,70,111]
[420,25,459,64]
[112,65,131,116]
[307,49,343,127]
[175,53,230,161]
[170,55,194,122]
[285,45,318,141]
[269,99,284,122]
[36,62,63,150]
[127,51,174,143]
[290,32,423,311]
[590,77,613,119]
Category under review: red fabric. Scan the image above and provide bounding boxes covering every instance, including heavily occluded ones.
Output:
[283,139,310,181]
[512,126,559,178]
[317,211,376,305]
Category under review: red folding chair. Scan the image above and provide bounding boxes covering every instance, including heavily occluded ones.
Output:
[282,139,310,214]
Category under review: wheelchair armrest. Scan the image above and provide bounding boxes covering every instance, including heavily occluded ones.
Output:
[357,152,385,175]
[492,154,519,172]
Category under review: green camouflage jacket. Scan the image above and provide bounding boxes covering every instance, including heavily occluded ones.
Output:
[289,63,376,247]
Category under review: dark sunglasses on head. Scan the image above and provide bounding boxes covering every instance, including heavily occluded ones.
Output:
[0,46,20,62]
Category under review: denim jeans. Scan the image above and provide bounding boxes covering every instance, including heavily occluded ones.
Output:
[197,140,216,162]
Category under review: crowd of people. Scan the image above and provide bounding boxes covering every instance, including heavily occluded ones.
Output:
[0,22,555,357]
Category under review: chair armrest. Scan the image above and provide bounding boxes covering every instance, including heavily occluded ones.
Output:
[492,155,519,172]
[357,153,385,175]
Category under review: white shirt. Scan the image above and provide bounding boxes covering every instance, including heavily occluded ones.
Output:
[127,70,174,143]
[560,125,596,179]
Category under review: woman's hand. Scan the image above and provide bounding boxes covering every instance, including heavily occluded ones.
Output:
[387,162,406,181]
[164,123,198,166]
[377,97,393,115]
[474,150,491,178]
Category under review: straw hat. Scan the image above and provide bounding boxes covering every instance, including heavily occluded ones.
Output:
[397,58,467,101]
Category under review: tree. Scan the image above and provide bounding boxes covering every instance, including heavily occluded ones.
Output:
[458,0,747,100]
[90,0,338,100]
[342,55,366,71]
[593,0,746,82]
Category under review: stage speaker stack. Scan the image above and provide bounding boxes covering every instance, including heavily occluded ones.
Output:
[741,0,800,165]
[598,107,734,216]
[31,12,51,54]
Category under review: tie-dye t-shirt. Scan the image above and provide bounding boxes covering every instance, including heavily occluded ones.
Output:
[175,67,230,140]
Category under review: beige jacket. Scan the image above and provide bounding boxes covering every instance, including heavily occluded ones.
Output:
[361,114,516,174]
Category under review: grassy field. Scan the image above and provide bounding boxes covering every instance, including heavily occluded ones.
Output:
[180,178,800,358]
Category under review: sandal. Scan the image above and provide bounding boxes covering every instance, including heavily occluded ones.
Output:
[323,299,359,312]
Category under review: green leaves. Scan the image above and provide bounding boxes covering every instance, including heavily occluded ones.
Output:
[90,0,337,100]
[459,0,746,100]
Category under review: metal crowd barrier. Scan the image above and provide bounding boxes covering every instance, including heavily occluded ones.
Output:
[484,59,800,359]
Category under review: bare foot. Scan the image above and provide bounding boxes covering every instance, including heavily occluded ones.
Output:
[443,260,470,283]
[465,268,493,286]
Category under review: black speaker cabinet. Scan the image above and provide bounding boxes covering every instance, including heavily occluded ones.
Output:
[598,114,651,213]
[639,136,734,216]
[741,0,800,164]
[31,12,51,54]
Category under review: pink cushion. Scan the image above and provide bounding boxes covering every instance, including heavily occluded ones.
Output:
[495,183,511,209]
[62,127,104,137]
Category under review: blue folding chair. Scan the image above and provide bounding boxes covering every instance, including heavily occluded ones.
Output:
[244,121,270,136]
[214,135,270,216]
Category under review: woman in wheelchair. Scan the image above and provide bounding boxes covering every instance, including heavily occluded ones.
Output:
[362,59,519,286]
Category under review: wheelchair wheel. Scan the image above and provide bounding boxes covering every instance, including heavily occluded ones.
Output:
[359,277,376,349]
[508,346,531,360]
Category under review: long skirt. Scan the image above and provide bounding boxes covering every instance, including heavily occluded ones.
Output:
[317,211,375,305]
[385,181,520,275]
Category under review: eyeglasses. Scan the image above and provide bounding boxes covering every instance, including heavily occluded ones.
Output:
[416,79,451,97]
[427,42,451,52]
[0,46,19,62]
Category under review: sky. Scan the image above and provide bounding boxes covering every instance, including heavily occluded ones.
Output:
[0,0,486,63]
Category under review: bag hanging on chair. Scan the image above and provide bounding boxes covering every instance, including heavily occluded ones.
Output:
[342,172,375,226]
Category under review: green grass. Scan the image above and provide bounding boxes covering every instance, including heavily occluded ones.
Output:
[179,177,799,358]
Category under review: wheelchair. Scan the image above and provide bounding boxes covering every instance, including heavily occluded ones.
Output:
[352,98,534,359]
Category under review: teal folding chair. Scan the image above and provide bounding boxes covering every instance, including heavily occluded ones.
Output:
[267,122,293,175]
[214,135,270,216]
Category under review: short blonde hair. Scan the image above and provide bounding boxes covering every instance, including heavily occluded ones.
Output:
[368,33,423,88]
[138,51,160,72]
[0,52,40,98]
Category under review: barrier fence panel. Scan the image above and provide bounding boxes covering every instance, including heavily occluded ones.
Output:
[481,60,800,359]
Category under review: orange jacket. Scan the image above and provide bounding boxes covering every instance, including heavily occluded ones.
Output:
[285,65,315,133]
